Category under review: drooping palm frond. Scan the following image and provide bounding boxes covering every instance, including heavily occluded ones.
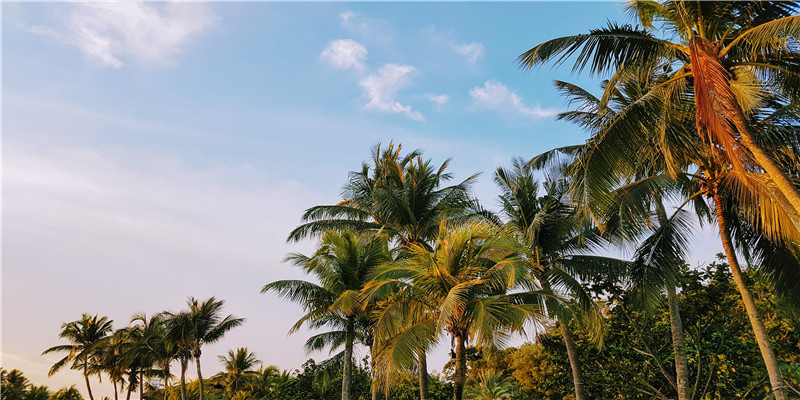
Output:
[518,23,683,75]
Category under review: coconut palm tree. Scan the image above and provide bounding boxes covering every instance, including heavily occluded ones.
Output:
[182,297,244,400]
[42,314,113,400]
[216,347,261,397]
[366,221,532,400]
[161,311,193,400]
[288,143,484,400]
[50,386,84,400]
[538,71,800,399]
[519,0,800,217]
[263,230,391,400]
[493,160,631,400]
[463,370,513,400]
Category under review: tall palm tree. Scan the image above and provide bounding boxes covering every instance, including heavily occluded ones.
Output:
[161,311,193,400]
[493,160,631,400]
[538,72,800,399]
[42,314,113,400]
[288,142,483,400]
[519,0,800,216]
[367,221,532,400]
[216,347,261,397]
[183,297,244,400]
[263,230,391,400]
[126,313,165,400]
[540,77,699,400]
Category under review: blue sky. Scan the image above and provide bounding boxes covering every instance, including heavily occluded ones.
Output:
[2,2,724,397]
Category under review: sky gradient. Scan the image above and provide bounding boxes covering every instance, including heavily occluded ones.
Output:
[2,2,725,397]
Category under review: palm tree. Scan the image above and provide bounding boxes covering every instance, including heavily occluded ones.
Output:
[367,221,532,400]
[95,330,128,400]
[263,230,391,400]
[183,297,244,400]
[1,368,30,400]
[161,311,193,400]
[42,314,113,400]
[463,370,513,400]
[493,160,632,400]
[288,142,483,400]
[126,313,166,400]
[50,386,84,400]
[519,0,800,216]
[216,347,261,397]
[539,77,699,400]
[538,71,800,399]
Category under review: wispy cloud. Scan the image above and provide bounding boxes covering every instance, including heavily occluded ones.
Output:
[359,64,424,122]
[319,39,368,72]
[339,10,393,43]
[425,93,450,110]
[451,42,485,64]
[29,2,215,68]
[470,80,560,120]
[425,27,485,64]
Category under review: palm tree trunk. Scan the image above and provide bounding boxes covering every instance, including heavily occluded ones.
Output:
[179,358,188,400]
[368,344,379,400]
[163,366,170,400]
[559,322,586,400]
[713,193,788,400]
[113,380,119,400]
[84,364,95,400]
[195,353,205,400]
[418,352,430,400]
[126,378,134,400]
[667,286,691,400]
[342,316,355,400]
[737,124,800,217]
[140,371,145,400]
[452,334,466,400]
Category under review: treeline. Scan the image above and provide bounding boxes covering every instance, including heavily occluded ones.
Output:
[6,259,798,400]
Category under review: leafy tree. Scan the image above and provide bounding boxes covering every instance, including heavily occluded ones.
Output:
[288,143,483,400]
[264,231,390,400]
[49,386,84,400]
[519,0,800,218]
[493,159,630,400]
[42,314,113,400]
[2,368,30,400]
[368,221,531,400]
[215,348,260,398]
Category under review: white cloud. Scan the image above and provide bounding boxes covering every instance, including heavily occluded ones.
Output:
[425,93,450,110]
[33,3,215,68]
[319,39,367,71]
[339,10,393,43]
[451,42,485,64]
[470,80,560,120]
[359,64,424,122]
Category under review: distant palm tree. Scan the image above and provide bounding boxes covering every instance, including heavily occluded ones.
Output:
[1,368,30,400]
[216,347,261,397]
[42,314,113,400]
[27,385,51,400]
[463,370,513,400]
[184,297,244,400]
[50,386,84,400]
[161,311,193,400]
[264,230,391,400]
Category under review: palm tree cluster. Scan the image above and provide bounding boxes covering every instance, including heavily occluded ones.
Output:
[517,2,800,399]
[265,143,630,400]
[267,4,800,400]
[40,298,243,400]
